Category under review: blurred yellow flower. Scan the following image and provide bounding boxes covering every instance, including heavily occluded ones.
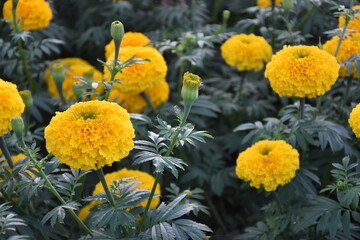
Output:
[78,168,161,221]
[257,0,283,8]
[103,46,168,94]
[236,140,299,191]
[323,33,360,78]
[44,58,103,100]
[349,103,360,138]
[339,5,360,31]
[220,33,272,72]
[2,0,53,31]
[105,32,152,60]
[0,79,25,136]
[44,100,135,170]
[109,80,170,113]
[265,45,339,98]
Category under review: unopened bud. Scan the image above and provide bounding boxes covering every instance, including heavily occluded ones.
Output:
[11,116,25,147]
[183,189,192,198]
[50,63,65,85]
[19,90,33,110]
[111,20,124,43]
[282,0,294,11]
[181,72,201,104]
[223,10,230,21]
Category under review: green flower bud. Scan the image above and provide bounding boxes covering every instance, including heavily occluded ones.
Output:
[282,0,294,11]
[19,90,33,110]
[50,63,65,85]
[111,20,125,43]
[181,72,201,105]
[223,10,230,21]
[183,189,192,198]
[11,116,25,147]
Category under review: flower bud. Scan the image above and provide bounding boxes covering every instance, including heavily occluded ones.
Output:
[19,90,33,110]
[11,116,25,147]
[282,0,294,11]
[181,72,201,105]
[183,189,192,198]
[50,63,65,85]
[223,10,230,21]
[111,20,124,43]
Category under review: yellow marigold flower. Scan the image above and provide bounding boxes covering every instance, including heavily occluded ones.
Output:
[0,79,25,136]
[103,46,168,94]
[105,32,152,60]
[2,0,53,31]
[349,103,360,138]
[257,0,283,8]
[339,5,360,31]
[44,100,135,170]
[323,33,360,78]
[220,33,272,72]
[265,45,340,98]
[78,168,161,221]
[44,58,103,100]
[236,140,299,191]
[109,80,170,113]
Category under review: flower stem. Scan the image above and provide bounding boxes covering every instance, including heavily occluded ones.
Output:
[96,168,115,207]
[334,0,354,58]
[342,76,353,106]
[25,150,93,236]
[0,136,14,169]
[204,192,228,233]
[295,4,316,31]
[140,92,157,112]
[299,98,305,120]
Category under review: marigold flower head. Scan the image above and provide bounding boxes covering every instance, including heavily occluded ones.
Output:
[44,100,135,170]
[220,33,272,72]
[109,80,170,113]
[78,168,161,221]
[105,32,152,60]
[348,103,360,138]
[103,46,168,94]
[323,33,360,78]
[339,5,360,31]
[44,58,103,100]
[236,140,299,191]
[2,0,53,31]
[0,79,25,136]
[257,0,283,8]
[265,45,339,98]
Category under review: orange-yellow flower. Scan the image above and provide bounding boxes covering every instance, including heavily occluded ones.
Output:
[236,140,299,191]
[265,45,339,98]
[105,32,152,60]
[103,46,167,94]
[0,79,25,136]
[349,103,360,138]
[2,0,53,31]
[257,0,283,8]
[339,5,360,31]
[44,100,135,170]
[221,33,272,72]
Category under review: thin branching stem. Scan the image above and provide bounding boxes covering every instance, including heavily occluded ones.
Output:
[96,168,115,207]
[335,0,354,58]
[299,98,305,120]
[0,136,14,169]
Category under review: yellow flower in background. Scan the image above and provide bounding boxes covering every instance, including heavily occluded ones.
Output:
[236,140,299,191]
[323,33,360,78]
[44,58,103,100]
[2,0,53,31]
[78,168,161,221]
[109,80,170,113]
[103,46,168,94]
[339,5,360,31]
[265,45,339,98]
[105,32,152,60]
[44,100,135,170]
[349,103,360,138]
[257,0,283,8]
[220,34,272,72]
[0,79,25,136]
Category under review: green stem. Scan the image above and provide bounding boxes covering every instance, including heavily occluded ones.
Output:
[104,37,121,101]
[0,136,14,169]
[140,92,157,112]
[176,60,186,104]
[342,76,353,106]
[204,192,228,233]
[96,168,115,207]
[299,98,305,120]
[25,151,93,236]
[273,191,284,214]
[334,0,354,57]
[295,4,316,31]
